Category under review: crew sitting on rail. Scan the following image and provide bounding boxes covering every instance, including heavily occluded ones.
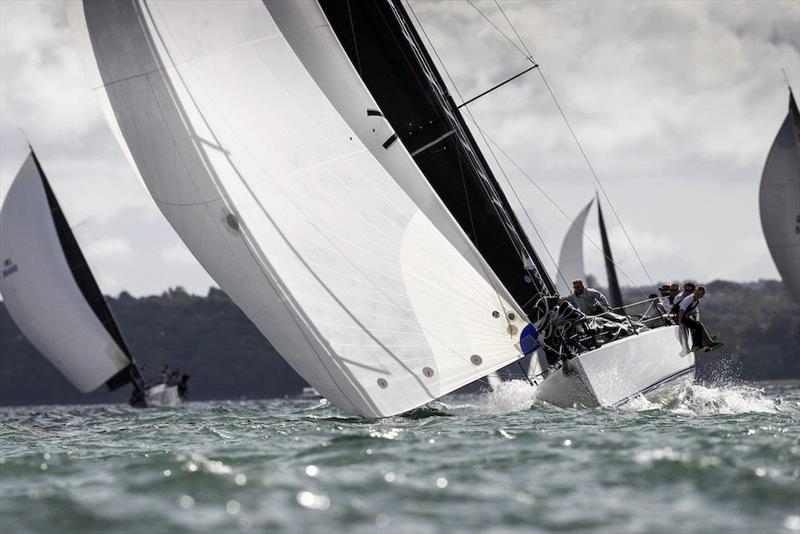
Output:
[671,282,697,315]
[658,283,676,310]
[667,282,680,305]
[677,286,721,351]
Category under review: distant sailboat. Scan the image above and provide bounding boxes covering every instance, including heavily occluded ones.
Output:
[0,147,179,407]
[69,0,694,414]
[759,88,800,304]
[556,194,624,310]
[556,198,594,294]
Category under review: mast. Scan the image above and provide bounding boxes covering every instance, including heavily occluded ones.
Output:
[596,194,624,310]
[319,0,558,325]
[29,147,145,393]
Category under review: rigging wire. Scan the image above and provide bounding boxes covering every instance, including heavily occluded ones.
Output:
[467,107,568,291]
[346,0,362,76]
[389,1,525,318]
[494,0,534,59]
[405,1,566,292]
[468,0,658,290]
[466,0,533,63]
[473,122,651,297]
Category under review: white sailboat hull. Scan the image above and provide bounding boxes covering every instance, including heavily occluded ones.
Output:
[145,384,180,407]
[535,326,695,408]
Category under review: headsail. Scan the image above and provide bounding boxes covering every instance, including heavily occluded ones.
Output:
[597,196,624,310]
[68,0,528,417]
[556,198,594,294]
[0,150,139,393]
[760,89,800,304]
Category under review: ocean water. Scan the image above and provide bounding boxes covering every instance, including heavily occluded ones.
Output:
[0,382,798,534]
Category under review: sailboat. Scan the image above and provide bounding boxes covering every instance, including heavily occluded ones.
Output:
[0,147,179,407]
[760,88,800,304]
[68,0,693,414]
[556,194,624,310]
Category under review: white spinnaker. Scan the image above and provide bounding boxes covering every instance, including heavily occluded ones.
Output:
[556,198,594,294]
[0,154,130,392]
[68,0,527,417]
[760,92,800,304]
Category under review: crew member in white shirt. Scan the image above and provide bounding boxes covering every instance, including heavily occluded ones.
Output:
[677,286,718,350]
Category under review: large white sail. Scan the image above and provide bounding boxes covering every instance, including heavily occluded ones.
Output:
[760,90,800,304]
[556,198,594,294]
[0,153,132,392]
[68,0,527,417]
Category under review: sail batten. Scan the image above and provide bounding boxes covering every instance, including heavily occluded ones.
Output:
[69,0,528,417]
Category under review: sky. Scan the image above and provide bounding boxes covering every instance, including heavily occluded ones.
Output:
[0,0,798,297]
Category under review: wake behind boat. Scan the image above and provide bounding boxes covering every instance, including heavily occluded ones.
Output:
[0,146,182,408]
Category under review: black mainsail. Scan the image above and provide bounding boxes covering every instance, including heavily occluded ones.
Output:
[596,196,624,310]
[320,0,558,325]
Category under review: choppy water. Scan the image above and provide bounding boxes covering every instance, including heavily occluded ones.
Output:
[1,382,798,533]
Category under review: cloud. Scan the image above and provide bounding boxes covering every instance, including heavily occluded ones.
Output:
[409,0,797,286]
[0,0,797,296]
[160,245,199,264]
[85,237,132,258]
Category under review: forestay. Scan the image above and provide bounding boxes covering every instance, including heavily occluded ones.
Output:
[0,153,133,392]
[760,90,800,304]
[68,0,527,417]
[556,198,593,294]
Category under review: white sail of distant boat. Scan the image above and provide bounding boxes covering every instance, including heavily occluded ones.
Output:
[759,88,800,304]
[0,148,179,407]
[556,198,594,294]
[69,0,695,414]
[556,195,624,309]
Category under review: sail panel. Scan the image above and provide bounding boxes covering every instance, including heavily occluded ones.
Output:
[760,92,800,304]
[0,154,132,392]
[556,198,594,294]
[69,0,527,417]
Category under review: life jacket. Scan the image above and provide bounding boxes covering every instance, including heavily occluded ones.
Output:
[670,292,690,314]
[678,297,700,322]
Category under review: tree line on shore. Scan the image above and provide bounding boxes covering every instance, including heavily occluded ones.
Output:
[0,280,797,406]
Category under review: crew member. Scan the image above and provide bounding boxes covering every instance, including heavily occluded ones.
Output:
[671,282,696,314]
[677,286,719,350]
[569,279,611,316]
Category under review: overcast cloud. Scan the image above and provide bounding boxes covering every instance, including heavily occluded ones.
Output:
[1,0,798,296]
